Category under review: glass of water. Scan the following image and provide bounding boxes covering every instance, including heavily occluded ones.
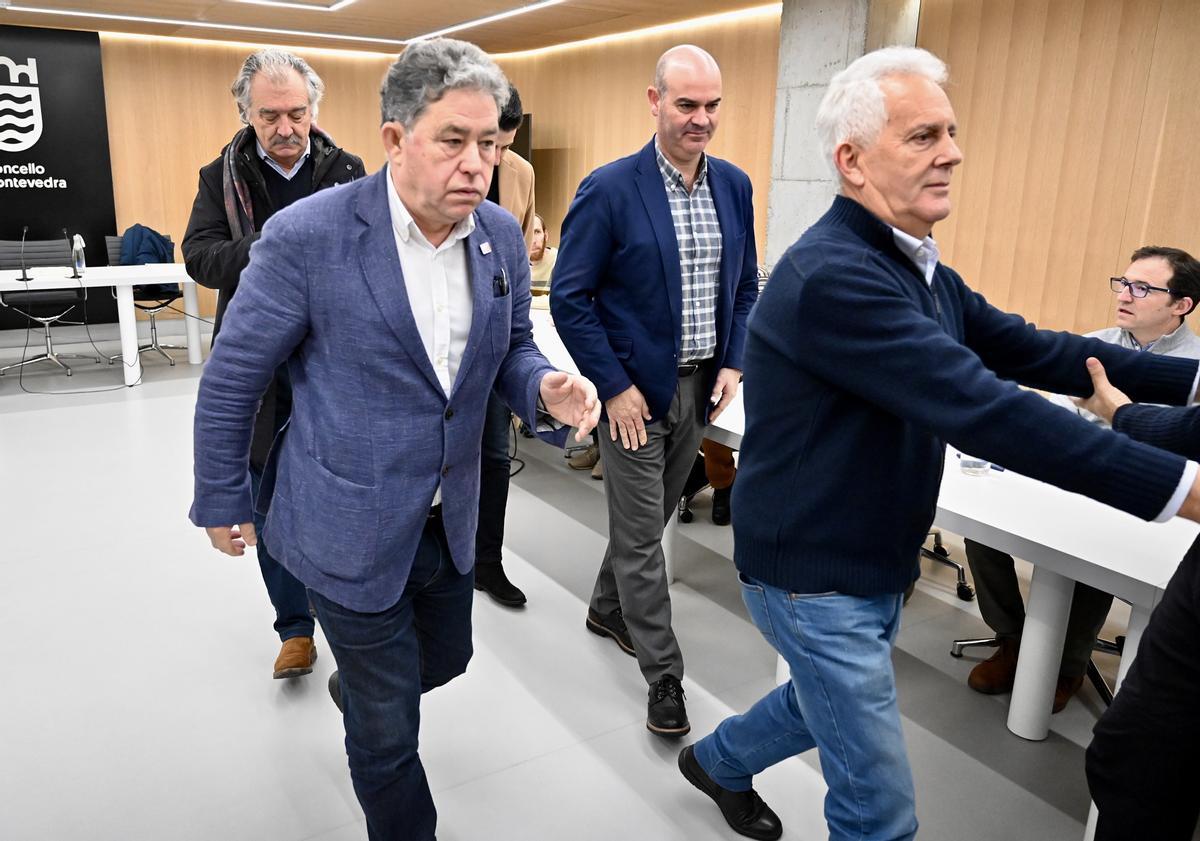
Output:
[959,453,990,476]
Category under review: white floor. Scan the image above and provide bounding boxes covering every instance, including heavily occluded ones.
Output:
[0,342,1125,840]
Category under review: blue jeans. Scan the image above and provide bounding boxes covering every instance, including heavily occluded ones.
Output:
[309,513,473,841]
[475,391,512,568]
[693,575,917,841]
[249,466,314,641]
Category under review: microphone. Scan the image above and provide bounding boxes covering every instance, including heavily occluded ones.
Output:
[18,224,29,281]
[63,227,81,278]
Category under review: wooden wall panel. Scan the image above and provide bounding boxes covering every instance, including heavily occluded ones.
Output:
[100,35,392,318]
[498,7,780,257]
[98,12,779,321]
[918,0,1199,334]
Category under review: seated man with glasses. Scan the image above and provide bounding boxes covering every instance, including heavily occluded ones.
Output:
[964,245,1200,713]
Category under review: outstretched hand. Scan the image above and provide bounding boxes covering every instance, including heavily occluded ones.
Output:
[540,370,602,442]
[1071,357,1131,425]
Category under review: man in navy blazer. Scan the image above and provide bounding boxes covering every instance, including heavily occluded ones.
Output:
[551,45,759,737]
[190,39,598,840]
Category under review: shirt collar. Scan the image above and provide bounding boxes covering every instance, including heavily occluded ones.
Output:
[890,226,940,287]
[256,138,311,179]
[386,168,475,250]
[654,136,708,193]
[1128,320,1189,352]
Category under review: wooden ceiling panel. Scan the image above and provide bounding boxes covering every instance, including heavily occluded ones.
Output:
[0,0,770,53]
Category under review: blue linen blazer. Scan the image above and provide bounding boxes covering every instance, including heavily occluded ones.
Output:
[190,167,562,612]
[550,138,759,424]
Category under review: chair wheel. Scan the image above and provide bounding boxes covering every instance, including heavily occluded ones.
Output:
[957,582,975,601]
[679,509,693,523]
[65,369,72,376]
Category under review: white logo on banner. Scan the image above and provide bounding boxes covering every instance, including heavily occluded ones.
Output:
[0,57,42,153]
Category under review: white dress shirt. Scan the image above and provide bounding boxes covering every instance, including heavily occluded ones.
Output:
[386,171,475,503]
[891,225,1198,522]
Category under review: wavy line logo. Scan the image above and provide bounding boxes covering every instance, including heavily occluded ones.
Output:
[0,57,41,153]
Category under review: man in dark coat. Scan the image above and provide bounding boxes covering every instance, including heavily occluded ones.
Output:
[182,48,365,680]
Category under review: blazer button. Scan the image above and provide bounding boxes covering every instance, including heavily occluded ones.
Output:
[442,466,450,477]
[445,408,454,420]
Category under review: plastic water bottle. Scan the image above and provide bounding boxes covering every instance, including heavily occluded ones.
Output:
[959,453,990,476]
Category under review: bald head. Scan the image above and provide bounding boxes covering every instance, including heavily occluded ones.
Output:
[653,45,721,95]
[648,44,723,178]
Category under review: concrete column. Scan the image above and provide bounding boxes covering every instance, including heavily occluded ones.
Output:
[765,0,920,266]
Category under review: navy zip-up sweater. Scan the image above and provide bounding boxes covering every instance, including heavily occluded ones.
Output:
[732,196,1199,596]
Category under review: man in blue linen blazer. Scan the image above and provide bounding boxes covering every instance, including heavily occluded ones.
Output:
[189,167,561,610]
[189,38,598,841]
[550,45,759,739]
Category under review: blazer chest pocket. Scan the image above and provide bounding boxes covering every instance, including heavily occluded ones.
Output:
[490,298,513,358]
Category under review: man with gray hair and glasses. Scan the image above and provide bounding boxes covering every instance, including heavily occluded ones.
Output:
[183,49,365,682]
[189,38,599,840]
[679,46,1200,841]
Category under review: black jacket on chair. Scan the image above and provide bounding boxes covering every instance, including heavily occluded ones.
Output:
[182,127,365,467]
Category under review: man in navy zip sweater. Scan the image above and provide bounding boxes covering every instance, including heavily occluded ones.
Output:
[678,47,1200,841]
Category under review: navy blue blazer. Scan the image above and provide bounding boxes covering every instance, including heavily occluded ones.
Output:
[550,138,759,423]
[190,167,562,612]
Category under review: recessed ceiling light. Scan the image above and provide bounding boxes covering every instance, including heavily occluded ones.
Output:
[1,4,406,45]
[408,0,567,41]
[2,2,571,46]
[227,0,359,11]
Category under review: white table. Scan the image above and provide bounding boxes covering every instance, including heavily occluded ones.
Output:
[0,264,203,386]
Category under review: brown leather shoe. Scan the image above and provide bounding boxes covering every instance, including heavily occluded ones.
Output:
[273,636,317,679]
[1052,673,1085,714]
[967,637,1019,695]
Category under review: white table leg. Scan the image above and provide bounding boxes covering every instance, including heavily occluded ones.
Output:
[1007,565,1074,740]
[775,654,790,685]
[1114,604,1150,691]
[114,283,142,387]
[182,282,202,364]
[662,513,677,584]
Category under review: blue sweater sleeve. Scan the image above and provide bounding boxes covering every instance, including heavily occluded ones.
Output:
[958,281,1198,404]
[783,249,1187,521]
[1113,403,1200,460]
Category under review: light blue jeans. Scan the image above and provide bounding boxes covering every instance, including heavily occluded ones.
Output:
[693,574,917,841]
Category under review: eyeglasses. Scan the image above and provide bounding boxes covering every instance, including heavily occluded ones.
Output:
[1110,277,1176,298]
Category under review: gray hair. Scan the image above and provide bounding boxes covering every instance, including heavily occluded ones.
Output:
[814,46,948,171]
[231,49,324,124]
[380,38,509,129]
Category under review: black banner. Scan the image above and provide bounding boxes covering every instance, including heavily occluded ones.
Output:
[0,25,118,329]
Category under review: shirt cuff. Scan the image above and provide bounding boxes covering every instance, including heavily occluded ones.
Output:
[1191,369,1200,403]
[1154,460,1199,522]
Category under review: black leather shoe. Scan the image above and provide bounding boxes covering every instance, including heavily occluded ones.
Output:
[474,563,527,608]
[711,486,731,526]
[586,607,636,656]
[328,670,344,714]
[647,675,690,737]
[678,745,782,840]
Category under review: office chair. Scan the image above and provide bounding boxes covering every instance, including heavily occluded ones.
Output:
[104,235,183,366]
[0,238,102,377]
[923,530,976,601]
[950,634,1123,707]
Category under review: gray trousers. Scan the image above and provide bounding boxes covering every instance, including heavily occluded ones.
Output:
[592,368,708,685]
[964,538,1114,679]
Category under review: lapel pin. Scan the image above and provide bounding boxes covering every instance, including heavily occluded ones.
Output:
[480,242,492,255]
